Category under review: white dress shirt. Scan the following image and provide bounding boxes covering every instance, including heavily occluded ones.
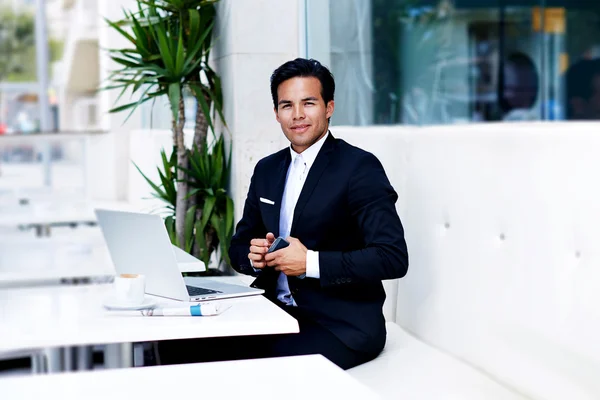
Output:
[275,132,327,306]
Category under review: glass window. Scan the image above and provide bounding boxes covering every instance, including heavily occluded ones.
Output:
[0,4,37,83]
[0,3,39,134]
[306,0,600,125]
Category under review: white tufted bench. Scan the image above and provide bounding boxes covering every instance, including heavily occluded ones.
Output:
[336,123,600,400]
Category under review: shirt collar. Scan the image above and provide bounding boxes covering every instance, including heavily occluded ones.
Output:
[289,131,329,170]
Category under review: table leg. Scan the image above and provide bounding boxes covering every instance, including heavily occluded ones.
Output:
[76,346,93,370]
[34,224,51,237]
[104,343,133,369]
[63,347,75,371]
[45,348,64,373]
[133,343,144,367]
[31,352,47,374]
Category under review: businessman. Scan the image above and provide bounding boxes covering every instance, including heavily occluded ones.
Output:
[159,58,408,370]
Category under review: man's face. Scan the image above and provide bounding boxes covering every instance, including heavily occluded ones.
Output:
[274,77,334,153]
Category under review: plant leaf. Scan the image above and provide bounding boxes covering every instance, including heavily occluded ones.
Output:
[189,83,214,133]
[201,195,216,229]
[184,205,197,252]
[165,216,177,246]
[104,17,137,46]
[151,16,175,73]
[194,219,209,266]
[225,196,234,236]
[174,25,185,76]
[107,96,150,114]
[187,8,200,46]
[132,161,169,203]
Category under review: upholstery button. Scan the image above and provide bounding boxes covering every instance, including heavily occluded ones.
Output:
[575,251,581,258]
[499,233,506,241]
[444,222,450,229]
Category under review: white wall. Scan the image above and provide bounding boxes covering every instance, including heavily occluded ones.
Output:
[95,0,143,202]
[213,0,303,223]
[127,128,195,211]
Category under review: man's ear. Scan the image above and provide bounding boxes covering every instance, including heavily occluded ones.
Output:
[274,107,280,123]
[326,100,335,119]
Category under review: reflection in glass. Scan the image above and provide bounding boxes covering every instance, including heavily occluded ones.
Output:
[308,0,600,125]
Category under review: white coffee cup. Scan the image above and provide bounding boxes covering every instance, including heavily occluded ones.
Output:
[113,274,146,305]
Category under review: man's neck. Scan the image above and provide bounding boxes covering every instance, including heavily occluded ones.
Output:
[291,128,329,154]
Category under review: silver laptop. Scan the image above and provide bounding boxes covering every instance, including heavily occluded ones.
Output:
[95,209,264,302]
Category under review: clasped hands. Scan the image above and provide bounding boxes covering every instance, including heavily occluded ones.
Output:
[248,232,307,277]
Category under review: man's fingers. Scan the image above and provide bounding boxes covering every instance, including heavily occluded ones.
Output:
[249,245,267,254]
[248,253,264,262]
[266,232,276,243]
[252,261,266,269]
[250,238,269,247]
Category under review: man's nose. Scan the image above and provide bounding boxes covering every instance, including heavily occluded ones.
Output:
[293,105,305,120]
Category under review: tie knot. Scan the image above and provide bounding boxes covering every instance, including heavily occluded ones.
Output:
[294,154,304,166]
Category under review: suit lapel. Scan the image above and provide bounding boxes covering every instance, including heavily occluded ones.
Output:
[290,134,336,235]
[264,151,291,236]
[254,150,291,296]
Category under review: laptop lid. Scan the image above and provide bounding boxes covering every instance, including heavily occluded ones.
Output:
[95,209,190,301]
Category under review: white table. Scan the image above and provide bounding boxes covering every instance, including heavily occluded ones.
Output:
[0,204,97,236]
[0,280,299,371]
[0,235,205,288]
[0,355,379,399]
[0,236,115,288]
[0,196,141,237]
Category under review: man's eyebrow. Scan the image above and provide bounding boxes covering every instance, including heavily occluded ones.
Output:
[278,97,319,105]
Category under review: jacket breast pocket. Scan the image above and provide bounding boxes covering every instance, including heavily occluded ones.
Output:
[258,198,278,233]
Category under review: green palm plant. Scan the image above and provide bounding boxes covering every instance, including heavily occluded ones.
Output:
[183,135,234,266]
[104,0,233,271]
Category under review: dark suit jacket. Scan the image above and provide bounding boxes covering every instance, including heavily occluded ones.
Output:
[229,133,409,355]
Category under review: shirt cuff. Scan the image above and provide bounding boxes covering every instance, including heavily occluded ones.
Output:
[305,250,320,279]
[249,258,261,274]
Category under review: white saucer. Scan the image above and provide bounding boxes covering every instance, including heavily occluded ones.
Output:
[103,297,157,311]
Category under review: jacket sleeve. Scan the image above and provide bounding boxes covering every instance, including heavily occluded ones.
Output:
[228,163,267,276]
[319,152,409,288]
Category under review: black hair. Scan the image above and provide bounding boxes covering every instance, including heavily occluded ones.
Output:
[270,58,335,109]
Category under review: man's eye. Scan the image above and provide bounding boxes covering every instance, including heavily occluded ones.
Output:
[282,104,291,109]
[305,102,314,106]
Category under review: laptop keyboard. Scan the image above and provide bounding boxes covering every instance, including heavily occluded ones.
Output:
[186,285,222,296]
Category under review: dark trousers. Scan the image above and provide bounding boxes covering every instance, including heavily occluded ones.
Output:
[157,302,378,370]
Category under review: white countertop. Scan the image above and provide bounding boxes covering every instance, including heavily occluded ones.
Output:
[0,280,299,353]
[0,355,379,399]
